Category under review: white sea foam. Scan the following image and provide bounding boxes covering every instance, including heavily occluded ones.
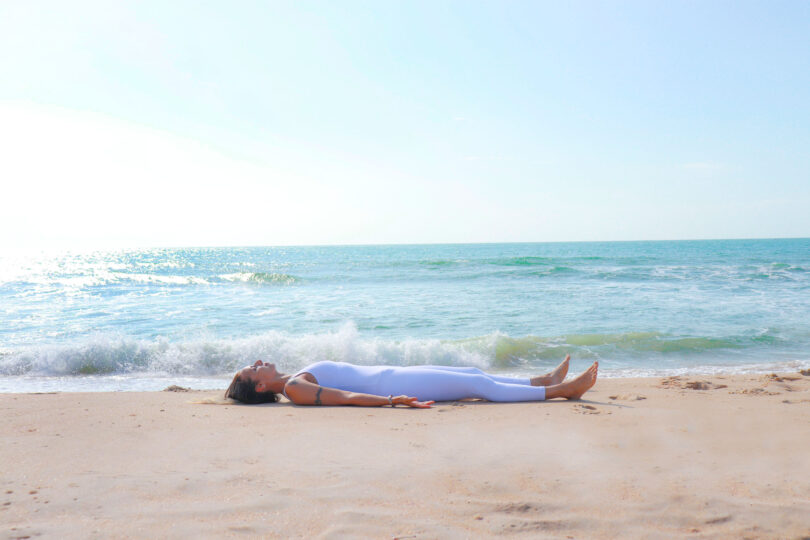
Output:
[2,323,808,384]
[0,323,489,378]
[602,358,810,379]
[114,273,210,285]
[218,272,299,285]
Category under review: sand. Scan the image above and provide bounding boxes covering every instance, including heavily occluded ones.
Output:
[1,372,809,539]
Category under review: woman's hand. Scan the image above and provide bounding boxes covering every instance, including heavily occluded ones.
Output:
[392,395,435,408]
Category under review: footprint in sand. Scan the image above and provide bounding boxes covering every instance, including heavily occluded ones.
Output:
[729,388,780,396]
[704,514,733,525]
[495,502,545,514]
[660,377,728,391]
[683,381,727,390]
[574,404,608,415]
[658,376,681,388]
[608,394,646,401]
[765,373,802,382]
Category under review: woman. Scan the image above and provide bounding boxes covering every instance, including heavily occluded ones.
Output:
[225,355,598,407]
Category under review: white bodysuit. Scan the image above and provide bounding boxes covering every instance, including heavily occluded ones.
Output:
[293,361,546,402]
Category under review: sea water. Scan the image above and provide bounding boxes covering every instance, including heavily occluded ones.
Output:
[1,239,809,392]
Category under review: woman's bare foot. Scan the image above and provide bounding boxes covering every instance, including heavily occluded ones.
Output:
[544,361,598,400]
[531,355,570,386]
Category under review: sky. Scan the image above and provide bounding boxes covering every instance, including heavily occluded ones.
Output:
[1,1,809,250]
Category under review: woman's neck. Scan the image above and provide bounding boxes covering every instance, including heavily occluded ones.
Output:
[268,373,292,394]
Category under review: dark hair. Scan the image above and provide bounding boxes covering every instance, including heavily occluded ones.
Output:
[224,373,279,404]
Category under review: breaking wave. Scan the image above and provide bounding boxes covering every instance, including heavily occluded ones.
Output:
[218,272,300,285]
[1,324,802,379]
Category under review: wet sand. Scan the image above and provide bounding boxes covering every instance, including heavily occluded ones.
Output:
[1,372,809,539]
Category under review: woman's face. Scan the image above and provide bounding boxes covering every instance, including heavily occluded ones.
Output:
[239,360,279,391]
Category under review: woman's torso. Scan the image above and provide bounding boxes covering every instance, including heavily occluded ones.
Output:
[290,361,394,395]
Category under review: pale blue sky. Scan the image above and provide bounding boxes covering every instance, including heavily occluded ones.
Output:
[1,1,808,249]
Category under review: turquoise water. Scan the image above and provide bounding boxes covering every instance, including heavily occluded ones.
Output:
[1,239,809,392]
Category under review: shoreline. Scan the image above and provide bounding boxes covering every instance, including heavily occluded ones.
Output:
[3,362,810,394]
[2,372,809,538]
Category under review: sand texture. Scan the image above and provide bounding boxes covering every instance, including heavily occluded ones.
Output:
[2,372,809,539]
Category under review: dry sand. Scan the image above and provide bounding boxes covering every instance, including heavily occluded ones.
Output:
[2,372,809,539]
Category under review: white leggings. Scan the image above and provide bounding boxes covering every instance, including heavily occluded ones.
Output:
[376,365,546,402]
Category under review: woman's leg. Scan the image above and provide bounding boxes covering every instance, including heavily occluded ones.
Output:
[417,365,532,385]
[381,367,544,402]
[419,354,570,387]
[382,362,597,402]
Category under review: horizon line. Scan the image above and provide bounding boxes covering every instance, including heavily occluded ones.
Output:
[6,235,809,255]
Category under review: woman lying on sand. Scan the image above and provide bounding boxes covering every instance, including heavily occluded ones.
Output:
[225,355,598,407]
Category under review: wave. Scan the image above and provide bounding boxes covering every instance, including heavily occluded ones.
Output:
[1,271,302,289]
[394,259,810,283]
[449,331,760,368]
[4,252,809,292]
[0,324,796,378]
[0,272,211,288]
[744,263,810,281]
[527,266,577,277]
[218,272,300,285]
[419,259,469,267]
[488,256,554,266]
[116,273,210,285]
[0,325,488,377]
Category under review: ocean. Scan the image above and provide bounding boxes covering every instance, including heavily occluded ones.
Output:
[1,239,809,392]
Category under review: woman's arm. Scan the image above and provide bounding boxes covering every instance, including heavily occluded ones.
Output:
[284,377,433,408]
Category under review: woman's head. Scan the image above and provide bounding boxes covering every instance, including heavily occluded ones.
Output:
[224,360,281,404]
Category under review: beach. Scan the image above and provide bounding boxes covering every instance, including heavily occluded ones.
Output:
[2,372,809,539]
[4,1,810,537]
